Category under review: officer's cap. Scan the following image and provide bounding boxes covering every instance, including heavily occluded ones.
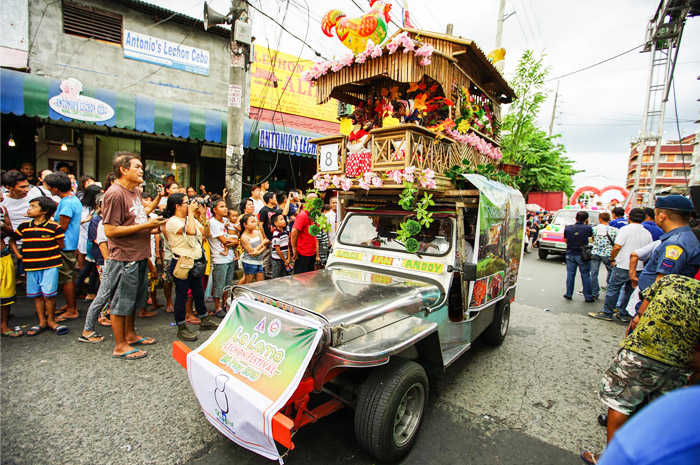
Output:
[655,195,693,212]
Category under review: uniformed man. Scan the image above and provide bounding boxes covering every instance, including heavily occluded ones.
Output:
[636,195,700,293]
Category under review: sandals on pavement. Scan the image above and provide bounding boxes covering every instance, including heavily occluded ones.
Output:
[580,451,599,464]
[78,331,104,343]
[2,327,23,337]
[53,325,69,335]
[112,349,147,360]
[130,336,156,346]
[26,325,47,336]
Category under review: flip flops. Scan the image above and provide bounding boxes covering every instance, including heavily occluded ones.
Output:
[53,325,69,335]
[112,349,147,360]
[2,327,23,337]
[130,336,156,346]
[580,451,599,464]
[26,325,46,336]
[78,331,104,343]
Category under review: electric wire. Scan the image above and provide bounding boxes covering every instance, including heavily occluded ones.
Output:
[546,43,644,82]
[246,0,328,59]
[671,79,689,188]
[243,0,312,188]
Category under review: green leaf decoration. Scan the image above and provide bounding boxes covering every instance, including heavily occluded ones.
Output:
[308,197,323,211]
[309,224,321,236]
[405,219,421,236]
[405,238,419,253]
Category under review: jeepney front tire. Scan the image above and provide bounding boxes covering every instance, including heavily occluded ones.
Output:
[538,249,548,260]
[483,301,510,346]
[354,359,428,462]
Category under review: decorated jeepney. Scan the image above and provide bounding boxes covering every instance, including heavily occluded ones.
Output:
[174,6,524,463]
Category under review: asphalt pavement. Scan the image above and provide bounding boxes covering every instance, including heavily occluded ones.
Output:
[1,251,625,465]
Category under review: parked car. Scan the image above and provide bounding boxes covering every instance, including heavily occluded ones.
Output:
[537,208,600,259]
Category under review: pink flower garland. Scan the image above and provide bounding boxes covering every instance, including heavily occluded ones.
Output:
[445,128,503,161]
[301,36,433,82]
[312,167,433,192]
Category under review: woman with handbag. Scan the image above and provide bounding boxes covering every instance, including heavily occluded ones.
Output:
[164,193,219,341]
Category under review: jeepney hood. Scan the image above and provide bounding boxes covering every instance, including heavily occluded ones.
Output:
[236,266,441,330]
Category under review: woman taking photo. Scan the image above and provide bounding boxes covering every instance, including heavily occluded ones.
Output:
[239,213,269,284]
[164,193,218,341]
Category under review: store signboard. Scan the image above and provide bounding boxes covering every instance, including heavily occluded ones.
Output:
[123,29,210,76]
[250,45,338,123]
[258,128,316,155]
[49,78,114,122]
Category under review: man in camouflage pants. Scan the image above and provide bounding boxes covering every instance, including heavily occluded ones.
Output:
[581,274,700,464]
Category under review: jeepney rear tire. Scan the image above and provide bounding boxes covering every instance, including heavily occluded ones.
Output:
[354,359,428,462]
[538,249,548,260]
[483,301,510,346]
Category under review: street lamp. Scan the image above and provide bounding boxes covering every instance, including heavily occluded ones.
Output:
[7,135,15,147]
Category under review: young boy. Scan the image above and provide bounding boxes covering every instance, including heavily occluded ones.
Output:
[14,196,69,335]
[45,172,82,321]
[270,213,291,278]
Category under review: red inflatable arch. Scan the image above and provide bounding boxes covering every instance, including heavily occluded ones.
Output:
[569,185,629,206]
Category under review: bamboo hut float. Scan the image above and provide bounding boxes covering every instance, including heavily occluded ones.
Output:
[310,28,516,189]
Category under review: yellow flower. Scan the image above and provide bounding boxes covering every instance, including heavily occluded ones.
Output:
[414,93,427,112]
[457,119,470,134]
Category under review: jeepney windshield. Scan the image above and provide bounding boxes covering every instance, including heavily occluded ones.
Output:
[552,210,600,226]
[338,213,453,256]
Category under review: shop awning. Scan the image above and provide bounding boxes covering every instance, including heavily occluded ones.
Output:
[1,68,324,157]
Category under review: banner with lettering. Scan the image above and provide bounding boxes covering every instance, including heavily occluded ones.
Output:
[187,297,323,462]
[251,45,338,122]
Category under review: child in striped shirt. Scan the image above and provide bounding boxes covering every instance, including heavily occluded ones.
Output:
[13,196,69,335]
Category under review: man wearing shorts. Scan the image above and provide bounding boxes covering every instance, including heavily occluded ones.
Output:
[99,154,166,359]
[581,274,700,464]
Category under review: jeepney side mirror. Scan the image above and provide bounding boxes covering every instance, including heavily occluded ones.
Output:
[462,263,477,281]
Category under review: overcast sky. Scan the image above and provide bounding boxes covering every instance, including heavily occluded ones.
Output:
[157,0,699,191]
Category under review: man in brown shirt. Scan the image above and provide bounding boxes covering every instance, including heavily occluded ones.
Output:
[89,153,165,359]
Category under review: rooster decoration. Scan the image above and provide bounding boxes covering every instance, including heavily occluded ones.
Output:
[322,0,392,55]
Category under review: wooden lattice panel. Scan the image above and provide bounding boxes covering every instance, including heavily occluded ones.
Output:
[312,125,497,189]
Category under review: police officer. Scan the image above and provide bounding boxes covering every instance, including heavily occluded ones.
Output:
[636,195,700,292]
[563,210,594,301]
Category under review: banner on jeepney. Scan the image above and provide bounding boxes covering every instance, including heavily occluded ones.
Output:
[187,297,323,462]
[250,45,338,123]
[464,174,526,309]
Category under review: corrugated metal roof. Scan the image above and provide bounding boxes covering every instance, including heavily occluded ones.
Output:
[114,0,231,39]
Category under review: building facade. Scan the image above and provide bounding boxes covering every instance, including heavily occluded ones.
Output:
[626,133,696,204]
[1,0,338,195]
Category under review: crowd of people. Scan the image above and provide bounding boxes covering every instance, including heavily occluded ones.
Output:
[0,154,338,359]
[555,200,700,464]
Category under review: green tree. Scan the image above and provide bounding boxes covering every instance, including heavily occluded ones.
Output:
[501,50,578,196]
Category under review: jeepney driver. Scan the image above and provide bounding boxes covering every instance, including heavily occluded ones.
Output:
[635,195,700,294]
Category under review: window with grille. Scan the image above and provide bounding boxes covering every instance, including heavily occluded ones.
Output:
[62,1,122,44]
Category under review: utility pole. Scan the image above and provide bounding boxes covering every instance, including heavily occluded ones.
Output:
[548,80,559,136]
[495,0,506,50]
[204,1,252,209]
[630,0,694,207]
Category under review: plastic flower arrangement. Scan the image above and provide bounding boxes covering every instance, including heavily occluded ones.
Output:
[301,34,433,83]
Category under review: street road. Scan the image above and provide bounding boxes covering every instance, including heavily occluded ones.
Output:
[1,251,624,465]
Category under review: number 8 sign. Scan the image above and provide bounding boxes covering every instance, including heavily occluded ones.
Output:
[319,143,339,172]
